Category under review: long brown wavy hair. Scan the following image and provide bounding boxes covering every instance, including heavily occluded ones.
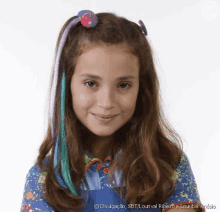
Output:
[36,12,183,212]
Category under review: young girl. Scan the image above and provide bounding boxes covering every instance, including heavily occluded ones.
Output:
[20,10,205,212]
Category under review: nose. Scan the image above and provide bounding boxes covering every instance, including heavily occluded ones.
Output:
[97,87,115,108]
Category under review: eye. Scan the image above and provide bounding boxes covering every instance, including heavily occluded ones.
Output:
[119,82,131,89]
[83,81,96,88]
[83,80,132,90]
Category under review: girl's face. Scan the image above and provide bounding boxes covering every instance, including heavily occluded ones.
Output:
[70,45,139,140]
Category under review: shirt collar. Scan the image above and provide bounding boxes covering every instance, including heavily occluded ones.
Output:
[84,149,122,173]
[84,150,111,173]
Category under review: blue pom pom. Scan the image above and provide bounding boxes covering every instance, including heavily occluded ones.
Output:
[138,20,147,36]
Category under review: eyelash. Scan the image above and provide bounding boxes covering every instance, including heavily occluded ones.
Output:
[83,80,132,90]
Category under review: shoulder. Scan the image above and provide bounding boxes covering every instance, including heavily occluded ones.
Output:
[20,155,54,212]
[24,155,50,185]
[171,151,198,195]
[26,155,50,183]
[173,152,192,179]
[162,152,205,212]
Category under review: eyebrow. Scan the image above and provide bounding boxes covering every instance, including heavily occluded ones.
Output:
[80,74,135,80]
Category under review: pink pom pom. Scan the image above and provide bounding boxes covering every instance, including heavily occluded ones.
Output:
[77,10,98,28]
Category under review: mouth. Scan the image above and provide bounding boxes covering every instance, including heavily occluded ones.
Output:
[92,113,118,118]
[91,113,118,123]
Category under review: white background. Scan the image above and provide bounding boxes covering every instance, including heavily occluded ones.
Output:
[0,0,219,211]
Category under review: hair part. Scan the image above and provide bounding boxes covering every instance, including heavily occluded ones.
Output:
[36,12,183,211]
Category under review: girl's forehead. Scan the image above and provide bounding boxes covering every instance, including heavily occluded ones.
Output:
[75,47,138,72]
[78,40,132,55]
[80,47,133,59]
[77,45,136,64]
[73,42,139,76]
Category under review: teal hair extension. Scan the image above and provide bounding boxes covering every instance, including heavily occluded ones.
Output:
[54,135,66,187]
[53,73,78,196]
[60,72,78,196]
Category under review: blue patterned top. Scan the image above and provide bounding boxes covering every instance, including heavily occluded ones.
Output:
[20,151,205,212]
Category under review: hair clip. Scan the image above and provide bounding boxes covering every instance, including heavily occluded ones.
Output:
[77,10,98,28]
[138,20,148,36]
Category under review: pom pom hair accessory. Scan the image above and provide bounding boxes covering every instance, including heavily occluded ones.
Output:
[138,20,148,36]
[50,10,148,197]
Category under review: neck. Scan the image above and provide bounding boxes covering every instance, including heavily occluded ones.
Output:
[87,134,115,161]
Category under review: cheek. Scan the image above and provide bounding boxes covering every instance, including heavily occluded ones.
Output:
[79,93,86,101]
[72,91,91,111]
[120,94,137,110]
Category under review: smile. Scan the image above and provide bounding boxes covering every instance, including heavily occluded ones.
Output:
[92,113,118,123]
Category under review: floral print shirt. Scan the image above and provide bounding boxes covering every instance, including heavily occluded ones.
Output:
[20,151,205,212]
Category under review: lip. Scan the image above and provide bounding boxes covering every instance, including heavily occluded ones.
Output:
[92,113,118,118]
[92,113,118,123]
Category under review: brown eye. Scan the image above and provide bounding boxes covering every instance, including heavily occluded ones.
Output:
[83,80,132,90]
[119,82,131,89]
[83,81,96,88]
